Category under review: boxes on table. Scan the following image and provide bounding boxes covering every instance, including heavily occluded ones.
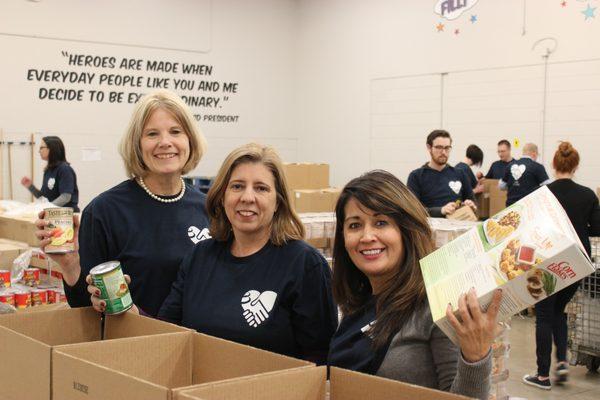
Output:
[283,163,329,191]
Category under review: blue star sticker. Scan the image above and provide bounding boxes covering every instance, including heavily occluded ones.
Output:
[582,4,596,20]
[470,15,477,23]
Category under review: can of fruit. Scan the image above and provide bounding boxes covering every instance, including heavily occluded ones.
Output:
[23,268,40,287]
[0,290,15,306]
[44,207,75,254]
[90,261,132,315]
[14,291,31,309]
[0,269,10,288]
[31,288,48,306]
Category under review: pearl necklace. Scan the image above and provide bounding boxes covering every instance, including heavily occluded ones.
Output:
[137,176,186,203]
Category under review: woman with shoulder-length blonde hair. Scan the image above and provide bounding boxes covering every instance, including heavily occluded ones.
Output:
[328,170,502,400]
[36,89,210,317]
[92,142,338,362]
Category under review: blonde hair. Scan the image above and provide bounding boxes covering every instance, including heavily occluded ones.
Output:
[206,143,305,245]
[119,90,207,178]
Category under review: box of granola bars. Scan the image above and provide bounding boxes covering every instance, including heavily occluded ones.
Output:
[421,186,594,344]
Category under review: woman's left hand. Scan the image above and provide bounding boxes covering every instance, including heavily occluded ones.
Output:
[446,288,503,363]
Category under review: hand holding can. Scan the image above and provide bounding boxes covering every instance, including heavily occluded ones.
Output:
[87,262,134,315]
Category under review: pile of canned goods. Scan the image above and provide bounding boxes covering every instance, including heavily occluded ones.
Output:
[0,266,66,309]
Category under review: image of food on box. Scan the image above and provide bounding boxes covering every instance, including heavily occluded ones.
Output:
[480,207,522,247]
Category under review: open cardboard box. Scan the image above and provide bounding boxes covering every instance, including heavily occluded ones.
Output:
[52,330,312,400]
[0,215,38,247]
[483,179,507,217]
[178,365,469,400]
[0,307,188,400]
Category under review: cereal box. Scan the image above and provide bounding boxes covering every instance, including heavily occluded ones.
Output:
[421,185,595,344]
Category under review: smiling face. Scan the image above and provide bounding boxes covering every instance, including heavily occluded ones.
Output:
[140,108,190,179]
[223,162,278,241]
[343,197,404,293]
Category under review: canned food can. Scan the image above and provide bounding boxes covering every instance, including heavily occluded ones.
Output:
[47,288,57,304]
[0,290,15,306]
[44,207,75,254]
[31,288,48,306]
[23,268,40,287]
[14,291,31,309]
[56,289,67,303]
[90,261,132,315]
[0,269,10,288]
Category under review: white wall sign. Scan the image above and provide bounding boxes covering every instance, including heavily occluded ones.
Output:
[434,0,479,21]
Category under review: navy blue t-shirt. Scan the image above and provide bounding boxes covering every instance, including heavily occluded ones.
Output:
[328,297,391,375]
[158,239,338,363]
[64,179,210,317]
[407,164,474,215]
[485,160,511,180]
[454,162,477,189]
[502,157,549,206]
[42,162,79,212]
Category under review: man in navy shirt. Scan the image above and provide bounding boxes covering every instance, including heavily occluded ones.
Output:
[484,139,513,179]
[407,130,476,217]
[499,143,551,206]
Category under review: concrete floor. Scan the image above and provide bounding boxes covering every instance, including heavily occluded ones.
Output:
[504,316,600,400]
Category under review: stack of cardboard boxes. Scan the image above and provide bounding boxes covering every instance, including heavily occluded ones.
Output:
[283,163,341,214]
[477,179,508,219]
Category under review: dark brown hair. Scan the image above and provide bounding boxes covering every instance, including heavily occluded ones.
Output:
[553,141,580,173]
[426,129,452,146]
[332,170,434,348]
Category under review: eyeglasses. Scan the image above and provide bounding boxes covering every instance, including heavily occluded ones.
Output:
[432,145,452,152]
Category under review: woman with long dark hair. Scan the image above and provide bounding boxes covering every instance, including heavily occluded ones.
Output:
[328,170,502,400]
[21,136,79,212]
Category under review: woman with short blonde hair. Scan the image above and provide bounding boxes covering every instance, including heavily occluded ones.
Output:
[36,89,210,318]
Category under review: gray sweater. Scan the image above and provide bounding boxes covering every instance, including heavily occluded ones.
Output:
[376,303,491,400]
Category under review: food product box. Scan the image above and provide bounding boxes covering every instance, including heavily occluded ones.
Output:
[284,163,329,190]
[178,365,468,400]
[52,331,312,400]
[0,307,188,400]
[428,218,479,249]
[0,215,38,247]
[446,205,478,222]
[421,186,594,344]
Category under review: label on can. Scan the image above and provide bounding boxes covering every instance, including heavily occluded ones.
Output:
[47,288,57,304]
[31,289,48,306]
[14,291,31,309]
[0,291,15,306]
[90,261,133,315]
[44,207,75,253]
[0,270,10,288]
[23,268,40,287]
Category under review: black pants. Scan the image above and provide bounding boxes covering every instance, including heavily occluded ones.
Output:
[534,282,580,376]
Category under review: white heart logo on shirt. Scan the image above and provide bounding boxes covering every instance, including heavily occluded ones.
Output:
[47,178,56,190]
[510,164,526,181]
[448,180,462,194]
[187,226,211,244]
[241,290,277,328]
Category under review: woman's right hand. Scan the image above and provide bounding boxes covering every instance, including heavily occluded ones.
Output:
[21,176,32,187]
[86,274,137,314]
[35,210,82,286]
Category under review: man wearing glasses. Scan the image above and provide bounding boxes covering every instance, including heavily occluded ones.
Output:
[407,130,475,217]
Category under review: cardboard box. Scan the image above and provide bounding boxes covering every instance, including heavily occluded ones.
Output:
[421,186,595,344]
[52,331,312,400]
[483,179,507,217]
[284,163,329,190]
[446,205,478,222]
[0,238,29,269]
[179,365,468,400]
[0,215,38,247]
[475,192,490,219]
[0,307,188,400]
[428,218,479,249]
[294,188,341,213]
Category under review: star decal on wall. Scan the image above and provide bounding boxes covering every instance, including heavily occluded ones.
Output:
[561,1,567,7]
[454,28,460,35]
[436,22,445,32]
[470,15,478,23]
[582,3,596,20]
